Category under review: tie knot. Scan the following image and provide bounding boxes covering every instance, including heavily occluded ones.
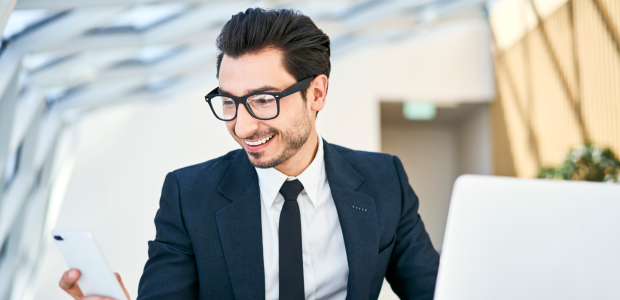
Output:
[279,179,304,202]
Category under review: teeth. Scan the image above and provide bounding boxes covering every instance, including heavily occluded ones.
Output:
[245,135,273,146]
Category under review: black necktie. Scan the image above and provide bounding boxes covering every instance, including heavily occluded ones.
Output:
[279,179,305,300]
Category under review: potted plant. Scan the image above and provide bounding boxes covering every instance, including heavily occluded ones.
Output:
[537,143,620,183]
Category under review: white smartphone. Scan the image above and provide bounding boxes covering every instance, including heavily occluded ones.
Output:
[52,229,127,300]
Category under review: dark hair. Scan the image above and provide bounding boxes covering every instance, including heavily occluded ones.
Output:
[216,8,331,100]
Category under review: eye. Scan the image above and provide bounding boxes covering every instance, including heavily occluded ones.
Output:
[222,97,235,106]
[249,94,276,106]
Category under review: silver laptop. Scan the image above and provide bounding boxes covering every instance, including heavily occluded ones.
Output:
[435,175,620,300]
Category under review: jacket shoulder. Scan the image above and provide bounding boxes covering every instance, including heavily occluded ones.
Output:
[328,143,403,196]
[170,148,241,185]
[330,143,397,171]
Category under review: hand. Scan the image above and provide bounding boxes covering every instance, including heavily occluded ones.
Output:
[59,269,130,300]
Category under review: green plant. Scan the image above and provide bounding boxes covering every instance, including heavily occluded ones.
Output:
[537,143,620,182]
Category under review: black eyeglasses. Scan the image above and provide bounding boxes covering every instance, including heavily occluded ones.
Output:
[204,77,314,121]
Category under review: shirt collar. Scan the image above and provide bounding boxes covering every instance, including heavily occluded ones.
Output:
[255,134,325,209]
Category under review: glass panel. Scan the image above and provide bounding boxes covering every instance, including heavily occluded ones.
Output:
[247,94,277,119]
[23,53,66,72]
[2,9,58,41]
[135,45,179,64]
[100,3,189,31]
[210,96,236,120]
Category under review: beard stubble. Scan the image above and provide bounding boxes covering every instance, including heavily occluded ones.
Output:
[247,109,312,169]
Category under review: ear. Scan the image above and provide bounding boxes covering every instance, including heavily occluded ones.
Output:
[308,74,328,117]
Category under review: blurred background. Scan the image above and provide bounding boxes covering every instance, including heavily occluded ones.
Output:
[0,0,619,299]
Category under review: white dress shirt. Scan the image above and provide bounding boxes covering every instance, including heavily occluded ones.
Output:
[256,135,349,300]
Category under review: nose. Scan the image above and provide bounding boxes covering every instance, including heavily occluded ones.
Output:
[235,104,259,139]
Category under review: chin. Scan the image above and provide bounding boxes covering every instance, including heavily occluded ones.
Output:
[246,151,268,167]
[248,150,287,169]
[248,158,274,169]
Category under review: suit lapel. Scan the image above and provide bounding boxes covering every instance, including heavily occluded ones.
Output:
[216,150,265,300]
[324,141,379,300]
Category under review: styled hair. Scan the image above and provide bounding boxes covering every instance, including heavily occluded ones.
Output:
[216,8,331,100]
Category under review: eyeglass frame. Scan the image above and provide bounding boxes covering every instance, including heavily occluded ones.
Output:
[204,76,316,121]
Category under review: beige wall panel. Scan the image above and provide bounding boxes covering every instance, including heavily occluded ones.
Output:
[503,43,531,113]
[495,60,539,177]
[490,88,518,177]
[576,0,620,155]
[575,0,600,142]
[601,0,620,36]
[492,0,620,178]
[544,5,579,98]
[528,29,582,166]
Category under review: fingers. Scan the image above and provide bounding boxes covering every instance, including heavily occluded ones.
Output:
[59,269,84,299]
[60,270,129,300]
[114,273,131,300]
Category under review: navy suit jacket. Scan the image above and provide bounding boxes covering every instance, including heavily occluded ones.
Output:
[137,140,439,300]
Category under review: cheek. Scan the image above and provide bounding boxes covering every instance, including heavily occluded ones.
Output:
[225,121,237,136]
[281,95,307,116]
[277,114,305,135]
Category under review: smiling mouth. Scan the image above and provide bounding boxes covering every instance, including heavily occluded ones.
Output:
[243,134,275,146]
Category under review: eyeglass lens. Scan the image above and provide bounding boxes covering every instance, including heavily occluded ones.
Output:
[210,94,278,120]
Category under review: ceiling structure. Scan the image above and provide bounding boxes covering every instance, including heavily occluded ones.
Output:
[0,0,498,299]
[1,0,491,113]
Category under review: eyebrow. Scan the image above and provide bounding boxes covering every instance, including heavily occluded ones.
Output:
[218,85,281,96]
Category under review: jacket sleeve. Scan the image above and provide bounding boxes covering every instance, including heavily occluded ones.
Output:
[137,172,199,300]
[385,156,440,300]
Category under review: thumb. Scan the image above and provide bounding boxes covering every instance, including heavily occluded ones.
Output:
[114,273,130,300]
[59,269,84,299]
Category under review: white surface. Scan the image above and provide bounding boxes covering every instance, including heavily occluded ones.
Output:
[435,175,620,300]
[51,229,126,300]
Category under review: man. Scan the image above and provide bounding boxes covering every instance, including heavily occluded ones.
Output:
[59,8,439,300]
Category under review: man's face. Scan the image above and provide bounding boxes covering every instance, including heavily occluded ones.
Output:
[218,49,314,168]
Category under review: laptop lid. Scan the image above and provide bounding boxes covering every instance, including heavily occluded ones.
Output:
[435,175,620,300]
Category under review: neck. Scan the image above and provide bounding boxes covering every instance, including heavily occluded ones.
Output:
[275,130,319,177]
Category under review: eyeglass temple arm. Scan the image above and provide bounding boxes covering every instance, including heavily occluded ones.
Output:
[279,77,315,97]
